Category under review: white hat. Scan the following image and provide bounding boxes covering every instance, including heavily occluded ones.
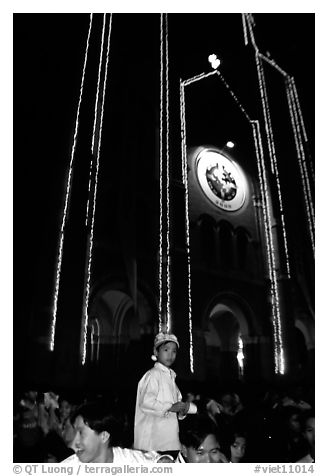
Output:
[151,332,179,361]
[154,332,179,349]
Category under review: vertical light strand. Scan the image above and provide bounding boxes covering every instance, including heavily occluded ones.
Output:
[158,13,164,332]
[50,14,93,351]
[164,14,171,332]
[241,13,249,46]
[286,78,314,253]
[252,120,284,374]
[85,14,107,227]
[256,52,291,278]
[289,79,314,223]
[256,59,286,372]
[180,79,194,373]
[81,14,113,365]
[246,13,286,373]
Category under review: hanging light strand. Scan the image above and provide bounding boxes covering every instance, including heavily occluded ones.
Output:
[259,52,289,77]
[183,70,217,87]
[50,14,93,352]
[215,71,252,122]
[158,13,164,332]
[256,52,291,278]
[251,120,285,374]
[180,79,194,373]
[85,14,107,227]
[165,14,171,333]
[81,14,113,365]
[241,14,249,46]
[285,78,314,253]
[288,79,314,225]
[245,13,287,373]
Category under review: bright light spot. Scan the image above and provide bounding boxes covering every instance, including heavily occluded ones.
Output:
[208,54,221,70]
[237,335,244,376]
[226,141,235,148]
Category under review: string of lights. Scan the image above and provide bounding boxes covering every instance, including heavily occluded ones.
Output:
[81,14,113,365]
[183,70,217,87]
[289,80,314,224]
[50,14,93,352]
[286,78,314,253]
[165,14,171,333]
[85,14,107,227]
[179,78,194,373]
[158,14,172,333]
[252,120,285,374]
[241,13,249,46]
[215,71,252,122]
[158,13,164,332]
[255,52,291,278]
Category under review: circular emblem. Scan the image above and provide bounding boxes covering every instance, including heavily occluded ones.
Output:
[196,149,246,211]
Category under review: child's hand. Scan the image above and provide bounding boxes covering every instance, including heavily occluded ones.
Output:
[179,401,190,416]
[169,402,187,413]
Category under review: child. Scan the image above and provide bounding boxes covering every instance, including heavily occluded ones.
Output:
[133,332,196,454]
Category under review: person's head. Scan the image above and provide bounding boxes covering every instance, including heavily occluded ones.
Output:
[280,406,302,435]
[24,390,38,402]
[300,411,315,456]
[229,431,247,463]
[153,332,179,368]
[180,415,225,463]
[70,402,121,463]
[59,398,73,420]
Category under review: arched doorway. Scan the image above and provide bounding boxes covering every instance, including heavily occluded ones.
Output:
[202,295,259,384]
[86,282,157,391]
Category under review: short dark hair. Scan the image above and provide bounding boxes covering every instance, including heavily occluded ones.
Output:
[179,415,219,449]
[71,401,122,446]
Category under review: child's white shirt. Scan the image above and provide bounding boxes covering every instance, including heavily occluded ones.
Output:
[133,362,182,451]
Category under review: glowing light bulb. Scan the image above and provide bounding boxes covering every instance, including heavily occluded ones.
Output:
[208,54,221,70]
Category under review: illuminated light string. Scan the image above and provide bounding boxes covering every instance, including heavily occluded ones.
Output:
[288,79,314,223]
[85,14,107,227]
[241,13,248,46]
[255,52,291,278]
[251,120,285,374]
[179,78,194,373]
[165,14,171,333]
[243,13,258,51]
[50,14,93,352]
[158,13,164,332]
[158,14,172,333]
[81,13,113,365]
[265,68,315,255]
[286,78,314,253]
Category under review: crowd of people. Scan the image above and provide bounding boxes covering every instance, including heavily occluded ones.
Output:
[13,332,314,464]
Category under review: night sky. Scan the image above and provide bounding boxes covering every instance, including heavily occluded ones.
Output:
[13,13,314,377]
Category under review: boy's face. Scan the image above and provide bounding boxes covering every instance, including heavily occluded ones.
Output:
[72,415,108,463]
[230,436,246,462]
[156,341,177,367]
[184,434,222,463]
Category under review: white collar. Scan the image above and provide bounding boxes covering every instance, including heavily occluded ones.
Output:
[154,362,176,376]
